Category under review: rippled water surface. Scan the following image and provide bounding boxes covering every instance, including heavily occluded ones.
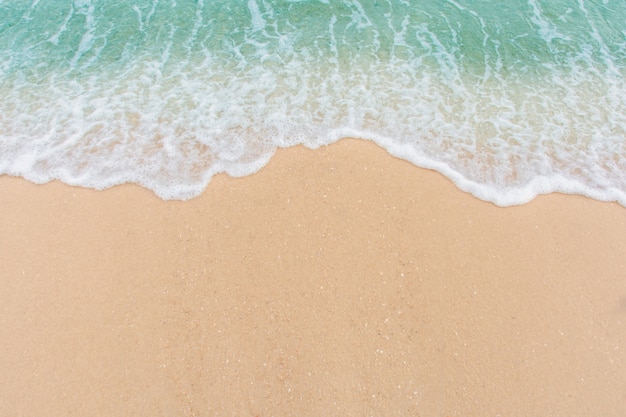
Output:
[1,0,625,205]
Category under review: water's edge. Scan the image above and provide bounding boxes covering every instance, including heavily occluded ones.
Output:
[5,134,626,208]
[2,1,625,206]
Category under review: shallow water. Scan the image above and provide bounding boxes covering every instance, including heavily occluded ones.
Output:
[1,0,625,205]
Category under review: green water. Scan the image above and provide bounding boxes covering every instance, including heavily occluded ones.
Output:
[1,0,625,204]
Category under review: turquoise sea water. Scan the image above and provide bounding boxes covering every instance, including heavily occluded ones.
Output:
[1,0,625,205]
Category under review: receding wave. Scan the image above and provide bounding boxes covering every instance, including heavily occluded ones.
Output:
[1,0,625,205]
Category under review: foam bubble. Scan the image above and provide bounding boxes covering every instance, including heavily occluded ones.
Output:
[0,0,625,206]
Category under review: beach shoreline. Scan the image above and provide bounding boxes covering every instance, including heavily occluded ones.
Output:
[1,138,625,416]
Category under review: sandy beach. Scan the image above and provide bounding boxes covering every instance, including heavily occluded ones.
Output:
[1,138,625,416]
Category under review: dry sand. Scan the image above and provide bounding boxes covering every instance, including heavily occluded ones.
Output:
[1,138,625,416]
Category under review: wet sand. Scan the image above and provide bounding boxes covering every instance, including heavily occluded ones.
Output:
[1,138,625,416]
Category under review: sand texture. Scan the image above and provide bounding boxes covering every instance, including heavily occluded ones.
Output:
[1,139,626,416]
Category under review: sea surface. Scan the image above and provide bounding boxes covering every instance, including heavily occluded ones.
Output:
[1,0,625,205]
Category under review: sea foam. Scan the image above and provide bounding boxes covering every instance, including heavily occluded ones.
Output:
[1,0,625,206]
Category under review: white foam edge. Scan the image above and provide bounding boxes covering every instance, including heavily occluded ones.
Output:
[372,138,625,207]
[4,132,626,207]
[4,149,275,201]
[315,129,626,207]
